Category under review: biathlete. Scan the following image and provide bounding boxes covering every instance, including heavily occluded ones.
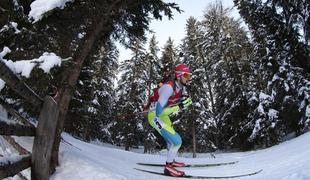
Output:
[146,63,193,177]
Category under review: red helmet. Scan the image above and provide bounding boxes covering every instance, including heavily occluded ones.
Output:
[175,64,191,79]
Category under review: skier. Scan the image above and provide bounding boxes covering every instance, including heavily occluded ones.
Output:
[147,63,193,176]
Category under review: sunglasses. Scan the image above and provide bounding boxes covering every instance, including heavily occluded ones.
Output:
[176,71,192,80]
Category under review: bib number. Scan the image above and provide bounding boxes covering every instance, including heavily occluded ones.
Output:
[153,117,163,130]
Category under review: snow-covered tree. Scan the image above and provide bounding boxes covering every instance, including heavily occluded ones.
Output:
[94,41,119,143]
[180,16,217,155]
[64,40,119,142]
[234,0,310,148]
[146,35,162,90]
[113,38,148,150]
[160,37,178,82]
[197,1,256,149]
[143,35,162,153]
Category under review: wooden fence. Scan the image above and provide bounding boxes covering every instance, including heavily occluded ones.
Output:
[0,60,59,180]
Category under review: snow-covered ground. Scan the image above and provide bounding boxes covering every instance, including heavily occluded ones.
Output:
[2,132,310,180]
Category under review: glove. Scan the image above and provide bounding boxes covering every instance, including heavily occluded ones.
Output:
[179,97,192,109]
[143,103,150,111]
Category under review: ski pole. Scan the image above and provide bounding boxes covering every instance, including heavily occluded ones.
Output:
[116,101,183,120]
[61,137,82,151]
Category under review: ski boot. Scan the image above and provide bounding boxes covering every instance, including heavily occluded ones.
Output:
[164,162,185,177]
[171,159,185,167]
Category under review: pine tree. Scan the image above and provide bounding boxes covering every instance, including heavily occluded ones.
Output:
[198,0,256,149]
[65,58,95,141]
[143,35,162,153]
[180,16,217,155]
[146,35,162,89]
[94,41,119,143]
[64,39,119,142]
[234,0,310,148]
[113,38,147,151]
[161,37,178,82]
[271,0,310,45]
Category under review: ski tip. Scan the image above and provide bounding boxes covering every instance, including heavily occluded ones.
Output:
[257,169,263,173]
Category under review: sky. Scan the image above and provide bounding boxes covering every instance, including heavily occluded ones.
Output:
[118,0,240,61]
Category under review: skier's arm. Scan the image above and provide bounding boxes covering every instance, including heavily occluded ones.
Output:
[159,97,193,116]
[155,84,173,117]
[160,105,180,115]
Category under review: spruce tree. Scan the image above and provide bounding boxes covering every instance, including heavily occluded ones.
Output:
[113,37,147,150]
[234,0,310,148]
[180,16,217,155]
[161,37,178,82]
[64,39,119,142]
[198,1,255,149]
[94,41,119,143]
[143,35,162,153]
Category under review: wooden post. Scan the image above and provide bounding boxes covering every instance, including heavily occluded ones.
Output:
[0,121,36,136]
[0,61,43,107]
[0,98,34,127]
[3,136,30,155]
[0,155,31,179]
[31,96,59,180]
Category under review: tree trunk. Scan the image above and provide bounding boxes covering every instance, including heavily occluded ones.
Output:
[192,120,197,158]
[32,96,59,180]
[143,141,148,153]
[51,1,122,172]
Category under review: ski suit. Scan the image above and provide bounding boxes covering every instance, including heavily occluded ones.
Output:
[148,80,184,162]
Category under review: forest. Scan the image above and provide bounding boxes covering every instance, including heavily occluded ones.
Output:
[0,0,309,158]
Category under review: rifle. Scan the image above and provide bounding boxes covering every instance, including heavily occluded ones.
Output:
[116,101,185,120]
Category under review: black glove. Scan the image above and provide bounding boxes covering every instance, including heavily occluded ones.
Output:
[179,97,193,109]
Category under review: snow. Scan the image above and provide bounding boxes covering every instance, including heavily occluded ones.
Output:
[37,53,62,73]
[257,104,265,114]
[0,47,62,91]
[0,47,11,59]
[4,132,309,180]
[1,52,61,77]
[0,116,20,125]
[284,82,289,92]
[0,155,27,165]
[250,118,261,140]
[10,22,21,34]
[306,105,310,118]
[29,0,75,22]
[259,92,271,101]
[268,109,278,120]
[0,79,5,90]
[78,33,85,39]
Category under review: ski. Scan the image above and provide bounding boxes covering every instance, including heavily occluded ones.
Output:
[137,161,238,168]
[134,168,263,179]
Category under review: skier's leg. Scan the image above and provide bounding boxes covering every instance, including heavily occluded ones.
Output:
[159,119,184,176]
[147,105,179,132]
[147,111,184,176]
[148,111,165,132]
[158,115,182,163]
[161,130,182,162]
